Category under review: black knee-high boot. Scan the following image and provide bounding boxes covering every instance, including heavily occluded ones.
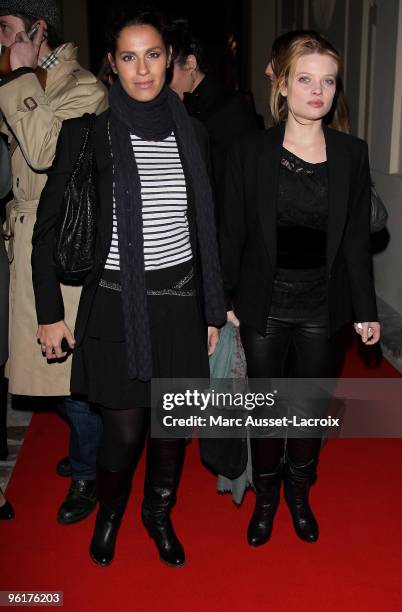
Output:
[142,438,185,568]
[247,437,284,547]
[89,463,132,567]
[284,438,321,543]
[247,465,282,546]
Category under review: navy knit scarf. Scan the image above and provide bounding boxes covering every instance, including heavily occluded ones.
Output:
[108,79,225,381]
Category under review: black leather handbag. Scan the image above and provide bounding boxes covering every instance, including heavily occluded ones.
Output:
[53,113,97,283]
[370,181,388,233]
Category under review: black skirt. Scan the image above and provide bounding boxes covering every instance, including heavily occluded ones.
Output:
[71,260,209,409]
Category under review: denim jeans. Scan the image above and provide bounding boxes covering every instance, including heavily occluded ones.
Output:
[59,396,103,481]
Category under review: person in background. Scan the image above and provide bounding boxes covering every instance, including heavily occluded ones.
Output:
[0,234,13,520]
[0,0,107,525]
[166,21,260,217]
[0,135,14,520]
[97,52,117,89]
[32,6,225,568]
[220,32,380,546]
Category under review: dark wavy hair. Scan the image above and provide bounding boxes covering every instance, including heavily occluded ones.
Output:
[16,12,62,50]
[105,4,169,57]
[164,20,206,71]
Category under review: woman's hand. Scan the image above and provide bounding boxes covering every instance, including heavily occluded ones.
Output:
[227,310,240,327]
[37,321,75,360]
[208,326,220,356]
[353,322,381,345]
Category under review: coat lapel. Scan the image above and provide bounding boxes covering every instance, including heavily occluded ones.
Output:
[257,124,284,269]
[324,125,351,273]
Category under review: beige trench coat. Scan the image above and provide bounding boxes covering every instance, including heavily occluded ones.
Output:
[0,44,108,395]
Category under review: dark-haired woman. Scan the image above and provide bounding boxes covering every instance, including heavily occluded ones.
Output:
[221,32,380,546]
[32,8,226,567]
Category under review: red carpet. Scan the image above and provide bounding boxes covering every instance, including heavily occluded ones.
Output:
[1,345,402,611]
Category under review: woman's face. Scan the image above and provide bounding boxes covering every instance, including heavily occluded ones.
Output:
[281,52,337,123]
[109,24,170,102]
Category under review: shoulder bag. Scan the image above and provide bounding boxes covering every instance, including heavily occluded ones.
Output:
[53,113,97,283]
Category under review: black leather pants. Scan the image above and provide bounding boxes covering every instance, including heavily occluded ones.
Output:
[240,317,346,473]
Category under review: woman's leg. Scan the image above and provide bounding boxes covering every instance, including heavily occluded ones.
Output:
[284,322,347,542]
[90,405,148,567]
[142,437,186,567]
[240,319,292,546]
[97,405,148,471]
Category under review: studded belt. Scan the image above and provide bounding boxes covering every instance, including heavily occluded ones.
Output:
[99,267,196,297]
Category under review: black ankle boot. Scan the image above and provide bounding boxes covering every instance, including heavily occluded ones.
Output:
[284,454,319,543]
[89,464,132,567]
[142,439,185,568]
[57,479,97,524]
[247,467,281,547]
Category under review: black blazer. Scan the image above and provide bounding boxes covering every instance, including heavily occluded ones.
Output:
[220,123,378,337]
[32,109,219,344]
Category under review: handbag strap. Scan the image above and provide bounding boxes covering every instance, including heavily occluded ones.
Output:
[70,113,96,180]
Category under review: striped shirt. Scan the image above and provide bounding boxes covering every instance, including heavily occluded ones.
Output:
[104,132,192,271]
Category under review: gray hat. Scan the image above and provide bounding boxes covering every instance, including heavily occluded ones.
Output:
[0,0,61,34]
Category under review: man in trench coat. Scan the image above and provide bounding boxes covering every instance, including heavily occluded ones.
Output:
[0,0,107,524]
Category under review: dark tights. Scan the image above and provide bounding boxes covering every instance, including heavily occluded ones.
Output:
[97,406,185,480]
[98,406,149,471]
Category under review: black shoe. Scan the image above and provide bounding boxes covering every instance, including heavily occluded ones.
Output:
[57,479,97,525]
[56,456,72,478]
[142,510,185,568]
[90,504,123,567]
[0,499,15,520]
[89,464,132,567]
[284,479,319,543]
[142,438,186,567]
[284,447,320,543]
[247,470,281,547]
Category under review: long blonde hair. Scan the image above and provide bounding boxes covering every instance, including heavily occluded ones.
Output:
[270,32,349,132]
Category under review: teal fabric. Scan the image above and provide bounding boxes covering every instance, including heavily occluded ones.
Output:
[209,322,251,505]
[209,321,246,378]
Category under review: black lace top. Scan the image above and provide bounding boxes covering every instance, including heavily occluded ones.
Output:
[270,148,329,319]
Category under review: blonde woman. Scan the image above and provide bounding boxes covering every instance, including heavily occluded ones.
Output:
[220,33,380,545]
